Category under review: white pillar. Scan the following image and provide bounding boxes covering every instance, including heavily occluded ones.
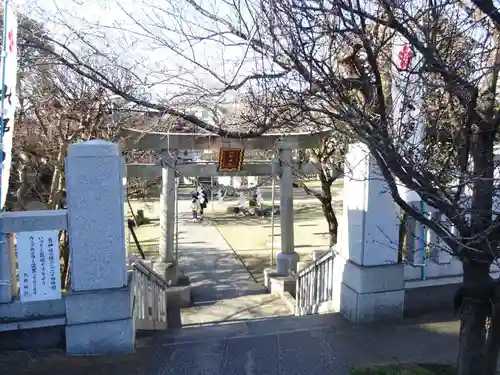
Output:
[158,152,176,264]
[333,143,404,323]
[276,148,299,275]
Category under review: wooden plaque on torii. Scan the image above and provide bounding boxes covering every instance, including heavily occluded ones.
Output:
[217,148,245,172]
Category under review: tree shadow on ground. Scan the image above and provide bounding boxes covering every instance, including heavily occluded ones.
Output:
[180,294,293,327]
[209,203,335,227]
[234,250,316,284]
[1,313,462,375]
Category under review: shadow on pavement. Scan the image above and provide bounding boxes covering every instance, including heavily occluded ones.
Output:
[1,312,460,375]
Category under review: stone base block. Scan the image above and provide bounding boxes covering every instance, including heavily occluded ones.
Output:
[165,285,191,308]
[330,253,404,323]
[333,255,404,294]
[264,268,281,289]
[65,286,132,325]
[0,233,16,303]
[269,275,296,298]
[1,316,65,332]
[276,251,300,275]
[66,318,135,355]
[338,283,404,323]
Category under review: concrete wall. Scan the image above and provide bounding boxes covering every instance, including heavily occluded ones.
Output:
[404,282,460,317]
[0,294,66,351]
[403,266,500,317]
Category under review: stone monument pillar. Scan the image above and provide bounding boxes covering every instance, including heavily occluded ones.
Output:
[154,151,179,284]
[332,142,404,323]
[276,147,299,275]
[64,140,134,355]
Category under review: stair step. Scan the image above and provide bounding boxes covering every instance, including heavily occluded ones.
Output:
[181,293,293,326]
[137,312,347,347]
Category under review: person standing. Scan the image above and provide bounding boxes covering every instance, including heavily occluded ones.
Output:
[191,193,200,222]
[197,186,209,220]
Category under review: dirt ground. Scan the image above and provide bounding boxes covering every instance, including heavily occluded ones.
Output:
[126,199,163,259]
[210,197,342,284]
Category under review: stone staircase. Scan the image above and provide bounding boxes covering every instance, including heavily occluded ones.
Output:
[130,312,459,375]
[136,312,354,374]
[1,311,459,375]
[181,293,293,326]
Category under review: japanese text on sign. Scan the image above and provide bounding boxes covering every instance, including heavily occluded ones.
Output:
[17,230,62,302]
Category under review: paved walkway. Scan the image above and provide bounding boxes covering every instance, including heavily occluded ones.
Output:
[175,202,292,326]
[1,313,460,375]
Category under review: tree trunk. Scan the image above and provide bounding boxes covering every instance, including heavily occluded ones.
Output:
[302,171,339,248]
[319,177,338,248]
[60,230,70,290]
[48,145,66,209]
[321,197,338,248]
[483,281,500,375]
[459,115,496,375]
[457,261,492,375]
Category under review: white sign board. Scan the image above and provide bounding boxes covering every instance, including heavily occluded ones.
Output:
[17,231,62,302]
[0,3,18,209]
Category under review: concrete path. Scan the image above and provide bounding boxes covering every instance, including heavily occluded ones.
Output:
[175,202,292,326]
[1,313,460,375]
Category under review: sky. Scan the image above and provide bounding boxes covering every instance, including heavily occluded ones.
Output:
[11,0,494,113]
[13,0,265,107]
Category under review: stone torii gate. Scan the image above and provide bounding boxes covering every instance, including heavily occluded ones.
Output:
[122,129,330,283]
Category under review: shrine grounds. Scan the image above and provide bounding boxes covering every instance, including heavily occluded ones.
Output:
[127,179,344,283]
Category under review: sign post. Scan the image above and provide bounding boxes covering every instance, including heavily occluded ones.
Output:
[0,0,18,209]
[0,0,18,302]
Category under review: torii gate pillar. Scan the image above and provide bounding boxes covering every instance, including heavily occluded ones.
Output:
[153,151,178,283]
[276,147,300,274]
